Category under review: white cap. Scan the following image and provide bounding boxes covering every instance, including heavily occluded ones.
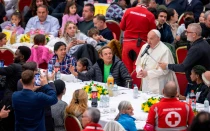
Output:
[151,29,161,38]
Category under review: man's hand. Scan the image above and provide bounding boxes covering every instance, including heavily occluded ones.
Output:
[137,70,147,78]
[0,106,10,119]
[158,62,168,70]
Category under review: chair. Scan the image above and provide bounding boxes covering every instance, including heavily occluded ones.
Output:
[107,39,122,59]
[39,62,48,69]
[105,20,121,41]
[0,47,14,66]
[18,0,32,13]
[176,46,187,64]
[104,121,126,131]
[175,72,188,96]
[178,13,185,26]
[65,114,83,131]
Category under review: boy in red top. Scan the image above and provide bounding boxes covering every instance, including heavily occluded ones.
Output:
[120,0,156,86]
[144,81,194,131]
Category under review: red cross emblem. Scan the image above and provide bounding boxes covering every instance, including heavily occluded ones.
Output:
[165,111,181,127]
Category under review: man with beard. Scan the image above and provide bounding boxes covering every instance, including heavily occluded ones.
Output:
[0,46,31,131]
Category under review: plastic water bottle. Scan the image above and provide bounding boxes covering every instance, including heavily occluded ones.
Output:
[204,98,209,112]
[39,22,45,34]
[186,93,190,104]
[99,95,104,108]
[48,63,53,76]
[133,84,138,99]
[55,70,61,80]
[30,28,35,43]
[113,83,118,97]
[105,95,110,108]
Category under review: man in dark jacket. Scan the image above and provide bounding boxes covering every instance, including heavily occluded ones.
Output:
[156,9,174,44]
[51,0,83,25]
[164,0,185,16]
[159,23,210,83]
[0,46,31,131]
[70,46,132,88]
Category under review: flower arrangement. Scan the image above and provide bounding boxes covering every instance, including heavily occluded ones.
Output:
[141,97,160,112]
[83,82,108,101]
[193,108,198,116]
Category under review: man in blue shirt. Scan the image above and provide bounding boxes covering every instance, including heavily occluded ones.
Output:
[12,70,58,131]
[24,5,60,37]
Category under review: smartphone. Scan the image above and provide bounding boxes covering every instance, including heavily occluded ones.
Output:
[0,60,4,67]
[34,73,41,86]
[48,64,53,75]
[72,37,77,42]
[6,105,11,110]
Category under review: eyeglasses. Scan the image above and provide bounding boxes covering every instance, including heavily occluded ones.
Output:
[185,31,196,34]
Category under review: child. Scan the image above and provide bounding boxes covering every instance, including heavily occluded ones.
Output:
[61,1,83,33]
[0,33,7,47]
[88,27,110,50]
[76,58,89,73]
[4,11,24,35]
[33,34,46,46]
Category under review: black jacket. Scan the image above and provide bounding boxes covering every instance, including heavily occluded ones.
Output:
[168,38,210,82]
[165,0,185,16]
[78,56,132,88]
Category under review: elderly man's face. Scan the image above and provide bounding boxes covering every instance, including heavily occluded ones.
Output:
[185,26,196,42]
[81,110,91,127]
[37,7,48,22]
[147,31,160,49]
[205,15,210,28]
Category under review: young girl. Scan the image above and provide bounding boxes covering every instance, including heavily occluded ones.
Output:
[61,1,84,33]
[4,11,24,35]
[33,34,46,46]
[0,33,7,47]
[76,58,89,73]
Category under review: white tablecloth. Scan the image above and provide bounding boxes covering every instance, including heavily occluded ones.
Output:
[62,81,155,130]
[62,81,207,130]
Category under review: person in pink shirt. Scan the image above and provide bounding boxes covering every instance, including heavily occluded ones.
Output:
[61,1,84,33]
[4,11,24,35]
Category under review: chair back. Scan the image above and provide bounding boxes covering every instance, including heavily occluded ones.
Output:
[107,39,122,59]
[18,0,32,12]
[176,46,187,64]
[39,62,48,69]
[65,114,83,131]
[104,121,125,131]
[175,72,188,96]
[0,47,14,66]
[105,20,121,41]
[178,13,185,26]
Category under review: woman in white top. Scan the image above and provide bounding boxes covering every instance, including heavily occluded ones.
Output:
[60,21,97,55]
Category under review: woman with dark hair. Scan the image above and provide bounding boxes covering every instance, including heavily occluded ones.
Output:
[24,0,53,24]
[48,41,77,74]
[0,32,7,47]
[188,111,210,131]
[166,8,179,39]
[51,79,67,131]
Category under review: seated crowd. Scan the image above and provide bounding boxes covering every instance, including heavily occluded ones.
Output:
[1,0,210,131]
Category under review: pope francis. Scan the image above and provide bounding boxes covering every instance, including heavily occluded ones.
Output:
[135,29,178,94]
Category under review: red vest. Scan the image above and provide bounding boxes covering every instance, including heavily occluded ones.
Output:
[120,5,156,41]
[145,98,194,131]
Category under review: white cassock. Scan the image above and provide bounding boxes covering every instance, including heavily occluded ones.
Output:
[135,41,179,94]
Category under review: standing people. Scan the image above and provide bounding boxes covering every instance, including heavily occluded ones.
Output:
[120,0,156,85]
